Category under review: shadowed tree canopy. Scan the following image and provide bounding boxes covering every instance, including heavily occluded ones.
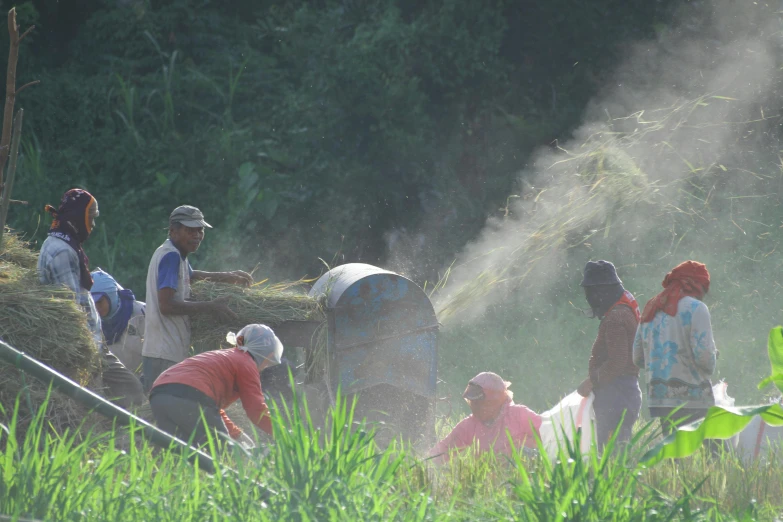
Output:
[3,0,679,296]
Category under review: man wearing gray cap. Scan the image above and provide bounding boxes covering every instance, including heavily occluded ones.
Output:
[141,205,253,391]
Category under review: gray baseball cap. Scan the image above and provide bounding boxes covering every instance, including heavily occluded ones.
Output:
[169,205,212,228]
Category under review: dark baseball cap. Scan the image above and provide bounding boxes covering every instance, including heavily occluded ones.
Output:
[169,205,212,228]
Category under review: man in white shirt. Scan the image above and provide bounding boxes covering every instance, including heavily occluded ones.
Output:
[141,205,253,390]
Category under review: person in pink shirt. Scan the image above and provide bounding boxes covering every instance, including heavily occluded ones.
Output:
[428,372,542,462]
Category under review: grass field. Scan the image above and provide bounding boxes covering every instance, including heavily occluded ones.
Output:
[1,385,782,521]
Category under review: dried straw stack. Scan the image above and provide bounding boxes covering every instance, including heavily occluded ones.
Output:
[189,280,325,353]
[0,232,104,436]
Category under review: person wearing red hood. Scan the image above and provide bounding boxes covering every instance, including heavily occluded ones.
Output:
[633,261,717,435]
[576,260,642,449]
[428,372,541,462]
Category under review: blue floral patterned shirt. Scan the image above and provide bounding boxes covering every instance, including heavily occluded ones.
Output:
[633,296,717,409]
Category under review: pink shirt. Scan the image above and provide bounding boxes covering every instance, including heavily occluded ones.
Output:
[429,401,542,461]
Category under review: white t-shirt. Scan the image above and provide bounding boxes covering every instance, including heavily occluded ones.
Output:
[141,240,192,362]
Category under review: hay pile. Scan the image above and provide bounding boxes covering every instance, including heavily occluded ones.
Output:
[189,280,326,353]
[0,232,104,436]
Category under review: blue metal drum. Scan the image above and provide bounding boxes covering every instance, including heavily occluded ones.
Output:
[309,263,439,443]
[309,263,438,400]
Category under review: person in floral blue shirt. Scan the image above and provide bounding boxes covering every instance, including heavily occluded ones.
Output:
[633,261,717,435]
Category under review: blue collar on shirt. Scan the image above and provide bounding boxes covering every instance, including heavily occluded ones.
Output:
[167,239,188,260]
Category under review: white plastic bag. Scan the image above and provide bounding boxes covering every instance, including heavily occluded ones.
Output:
[538,390,595,459]
[711,380,739,449]
[712,380,734,408]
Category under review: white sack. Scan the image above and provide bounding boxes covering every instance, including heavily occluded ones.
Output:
[538,390,595,459]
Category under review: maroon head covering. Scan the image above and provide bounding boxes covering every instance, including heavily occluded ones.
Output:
[45,188,98,290]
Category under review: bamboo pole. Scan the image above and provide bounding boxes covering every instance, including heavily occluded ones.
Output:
[0,8,36,193]
[0,338,278,500]
[0,337,218,472]
[0,108,23,243]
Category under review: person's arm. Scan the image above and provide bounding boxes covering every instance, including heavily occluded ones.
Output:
[132,302,146,338]
[192,270,253,286]
[428,417,472,463]
[47,248,104,347]
[158,287,235,321]
[580,331,603,397]
[632,324,645,369]
[219,409,243,439]
[591,314,634,390]
[47,249,86,305]
[690,303,717,375]
[236,361,274,437]
[509,404,543,449]
[155,253,237,321]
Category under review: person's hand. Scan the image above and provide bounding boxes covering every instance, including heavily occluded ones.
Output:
[211,296,238,322]
[226,270,253,287]
[577,378,593,397]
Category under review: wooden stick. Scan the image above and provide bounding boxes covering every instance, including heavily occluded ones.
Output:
[0,108,24,245]
[0,8,36,192]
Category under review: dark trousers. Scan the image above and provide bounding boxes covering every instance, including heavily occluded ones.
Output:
[650,407,723,456]
[101,351,145,409]
[593,375,642,449]
[650,407,708,437]
[149,391,229,446]
[142,356,177,393]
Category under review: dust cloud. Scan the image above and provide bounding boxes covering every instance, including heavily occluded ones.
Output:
[429,1,782,324]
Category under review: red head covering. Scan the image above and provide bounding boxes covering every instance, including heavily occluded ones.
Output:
[463,372,512,424]
[640,261,710,323]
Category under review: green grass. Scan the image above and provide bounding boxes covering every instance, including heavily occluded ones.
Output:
[2,385,783,520]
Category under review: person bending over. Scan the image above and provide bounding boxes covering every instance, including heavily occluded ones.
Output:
[149,324,283,446]
[429,372,541,463]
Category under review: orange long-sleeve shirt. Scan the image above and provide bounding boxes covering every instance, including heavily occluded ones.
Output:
[152,347,272,438]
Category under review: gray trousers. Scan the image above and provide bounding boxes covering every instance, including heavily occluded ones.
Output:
[149,392,229,446]
[101,351,145,410]
[141,356,177,393]
[593,375,642,449]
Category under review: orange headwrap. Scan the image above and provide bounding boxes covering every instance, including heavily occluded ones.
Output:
[640,261,710,323]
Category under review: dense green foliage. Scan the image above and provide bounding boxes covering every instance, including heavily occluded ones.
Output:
[3,0,676,292]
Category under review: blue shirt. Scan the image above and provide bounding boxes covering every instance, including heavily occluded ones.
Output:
[157,242,194,291]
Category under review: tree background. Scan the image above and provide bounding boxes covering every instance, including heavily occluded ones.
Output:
[3,0,676,292]
[8,0,783,411]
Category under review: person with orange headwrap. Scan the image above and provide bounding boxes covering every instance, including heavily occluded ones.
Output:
[428,372,541,463]
[633,261,717,434]
[38,188,144,409]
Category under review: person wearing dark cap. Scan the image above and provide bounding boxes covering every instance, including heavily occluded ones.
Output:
[576,260,641,449]
[141,205,254,391]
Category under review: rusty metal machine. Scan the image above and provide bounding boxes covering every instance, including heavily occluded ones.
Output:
[273,263,439,444]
